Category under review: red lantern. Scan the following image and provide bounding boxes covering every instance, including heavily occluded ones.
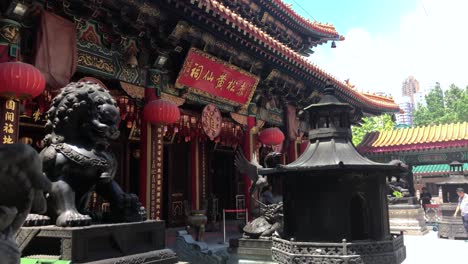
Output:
[258,127,285,146]
[0,62,46,99]
[143,99,180,125]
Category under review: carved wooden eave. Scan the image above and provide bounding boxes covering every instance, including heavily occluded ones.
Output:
[31,0,397,117]
[167,0,399,114]
[230,112,248,126]
[120,82,144,99]
[161,92,185,106]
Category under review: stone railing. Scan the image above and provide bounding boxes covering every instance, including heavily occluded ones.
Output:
[272,235,406,264]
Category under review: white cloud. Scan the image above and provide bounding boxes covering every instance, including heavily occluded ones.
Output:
[308,0,468,103]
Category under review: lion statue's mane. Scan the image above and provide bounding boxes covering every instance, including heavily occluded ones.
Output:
[43,81,119,146]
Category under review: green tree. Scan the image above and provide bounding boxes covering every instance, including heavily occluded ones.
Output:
[425,83,445,118]
[352,114,394,146]
[413,103,432,126]
[413,83,468,126]
[454,87,468,122]
[444,84,463,112]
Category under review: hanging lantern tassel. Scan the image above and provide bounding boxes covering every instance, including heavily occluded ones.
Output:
[127,116,134,129]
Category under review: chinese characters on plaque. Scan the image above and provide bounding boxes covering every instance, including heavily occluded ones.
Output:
[176,48,260,107]
[0,99,19,144]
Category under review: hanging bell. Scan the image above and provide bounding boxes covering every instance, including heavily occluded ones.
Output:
[126,54,139,68]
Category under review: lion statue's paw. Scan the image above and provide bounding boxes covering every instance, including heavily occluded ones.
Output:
[56,210,92,227]
[23,214,51,226]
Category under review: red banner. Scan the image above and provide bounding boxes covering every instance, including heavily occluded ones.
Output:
[176,48,259,106]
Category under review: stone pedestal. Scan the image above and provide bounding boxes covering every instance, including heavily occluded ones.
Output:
[438,203,468,240]
[16,221,177,264]
[388,198,428,235]
[237,238,275,264]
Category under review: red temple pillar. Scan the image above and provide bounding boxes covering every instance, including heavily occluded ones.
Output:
[285,104,298,163]
[140,69,162,219]
[243,115,256,217]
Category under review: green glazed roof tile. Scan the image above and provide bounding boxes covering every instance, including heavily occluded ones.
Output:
[413,163,467,175]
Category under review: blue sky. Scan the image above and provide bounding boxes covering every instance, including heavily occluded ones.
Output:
[282,0,468,103]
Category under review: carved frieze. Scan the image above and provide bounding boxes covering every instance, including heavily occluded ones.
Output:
[0,19,20,44]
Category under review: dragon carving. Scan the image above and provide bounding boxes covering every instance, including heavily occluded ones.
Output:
[32,81,145,227]
[234,148,283,238]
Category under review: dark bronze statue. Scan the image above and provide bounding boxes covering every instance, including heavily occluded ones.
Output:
[387,160,415,204]
[0,144,51,264]
[184,200,208,241]
[243,201,283,239]
[234,149,281,197]
[235,148,283,239]
[36,81,145,227]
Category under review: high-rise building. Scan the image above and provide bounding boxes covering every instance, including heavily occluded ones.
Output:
[402,76,420,106]
[395,101,413,126]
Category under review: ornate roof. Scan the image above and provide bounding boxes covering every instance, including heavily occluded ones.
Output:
[413,163,468,177]
[257,87,404,176]
[358,122,468,153]
[191,0,399,113]
[259,0,344,38]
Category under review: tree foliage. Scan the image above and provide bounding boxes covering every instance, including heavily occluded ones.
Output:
[352,114,395,146]
[413,84,468,126]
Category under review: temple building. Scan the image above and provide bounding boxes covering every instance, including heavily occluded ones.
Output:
[0,0,399,226]
[358,122,468,195]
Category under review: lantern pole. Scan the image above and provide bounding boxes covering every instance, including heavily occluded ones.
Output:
[0,19,21,145]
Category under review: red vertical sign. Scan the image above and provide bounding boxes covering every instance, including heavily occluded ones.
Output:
[149,125,164,220]
[0,99,19,144]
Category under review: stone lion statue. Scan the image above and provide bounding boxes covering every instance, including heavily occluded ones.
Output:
[35,81,145,227]
[0,144,51,264]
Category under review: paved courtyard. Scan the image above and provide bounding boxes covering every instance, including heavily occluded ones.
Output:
[168,222,467,264]
[403,230,467,264]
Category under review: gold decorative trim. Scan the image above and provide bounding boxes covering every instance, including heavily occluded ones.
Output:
[161,92,185,106]
[146,123,151,213]
[202,142,206,202]
[256,120,265,129]
[230,112,247,126]
[128,121,140,141]
[0,23,19,43]
[195,140,200,210]
[120,82,145,99]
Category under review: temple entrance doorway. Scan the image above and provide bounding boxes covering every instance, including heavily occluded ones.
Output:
[209,147,239,220]
[164,141,191,226]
